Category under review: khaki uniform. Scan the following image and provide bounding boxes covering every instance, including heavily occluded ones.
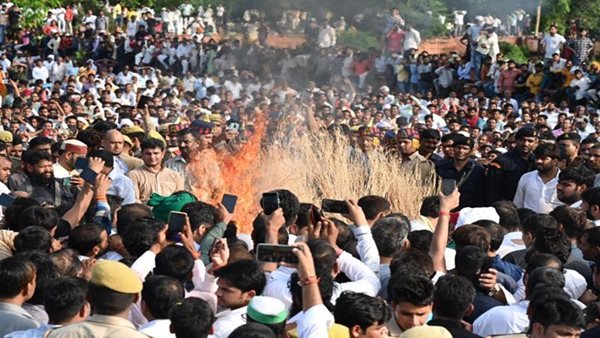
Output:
[46,315,149,338]
[120,153,144,172]
[401,151,436,185]
[128,165,185,204]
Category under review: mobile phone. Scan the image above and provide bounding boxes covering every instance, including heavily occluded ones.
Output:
[221,194,238,214]
[479,257,494,276]
[309,206,323,225]
[321,199,349,214]
[441,178,457,196]
[80,168,97,185]
[261,192,280,215]
[256,244,300,264]
[227,123,240,132]
[0,193,15,208]
[137,95,151,108]
[74,157,88,170]
[167,211,187,241]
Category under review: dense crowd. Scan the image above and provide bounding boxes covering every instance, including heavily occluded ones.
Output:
[0,2,599,338]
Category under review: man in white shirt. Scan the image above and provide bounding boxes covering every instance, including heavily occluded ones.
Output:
[474,267,565,337]
[139,276,183,338]
[541,25,566,63]
[212,260,266,338]
[32,60,49,82]
[513,143,562,214]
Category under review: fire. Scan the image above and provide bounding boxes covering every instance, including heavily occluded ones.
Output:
[217,113,267,233]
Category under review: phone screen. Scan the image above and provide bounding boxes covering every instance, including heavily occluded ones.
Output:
[321,199,349,214]
[0,193,15,208]
[80,168,97,185]
[480,257,494,276]
[310,206,323,225]
[261,192,280,215]
[168,211,187,241]
[74,157,88,170]
[256,244,299,264]
[441,178,457,196]
[221,194,238,214]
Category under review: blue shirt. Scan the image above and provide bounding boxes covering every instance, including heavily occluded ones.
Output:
[493,255,523,283]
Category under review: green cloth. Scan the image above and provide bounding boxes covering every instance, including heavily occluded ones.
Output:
[147,192,197,223]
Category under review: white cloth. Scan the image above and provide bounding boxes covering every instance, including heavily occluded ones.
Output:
[541,33,566,59]
[497,232,525,258]
[351,225,380,274]
[262,251,381,310]
[473,300,529,337]
[212,306,247,338]
[513,170,562,214]
[297,304,334,338]
[138,319,175,338]
[512,268,587,302]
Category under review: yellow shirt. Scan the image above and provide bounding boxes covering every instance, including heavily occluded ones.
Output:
[526,72,544,95]
[47,315,149,338]
[128,165,185,204]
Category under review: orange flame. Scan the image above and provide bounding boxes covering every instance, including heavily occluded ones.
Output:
[217,114,268,233]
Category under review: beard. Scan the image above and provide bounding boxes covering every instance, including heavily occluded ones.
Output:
[31,172,54,186]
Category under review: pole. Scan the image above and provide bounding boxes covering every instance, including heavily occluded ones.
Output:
[535,0,542,37]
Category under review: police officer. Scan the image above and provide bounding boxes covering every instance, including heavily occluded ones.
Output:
[47,260,149,338]
[435,134,485,208]
[485,127,538,204]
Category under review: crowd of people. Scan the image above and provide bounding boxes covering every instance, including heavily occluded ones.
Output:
[0,1,599,338]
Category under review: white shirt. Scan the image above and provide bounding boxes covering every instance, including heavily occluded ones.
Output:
[351,225,380,274]
[497,231,525,258]
[139,319,175,338]
[473,300,529,337]
[0,181,10,222]
[212,306,247,338]
[513,170,562,214]
[542,33,566,59]
[297,304,334,338]
[262,251,381,310]
[513,268,587,302]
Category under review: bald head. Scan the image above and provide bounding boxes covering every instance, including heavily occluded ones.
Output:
[102,129,125,156]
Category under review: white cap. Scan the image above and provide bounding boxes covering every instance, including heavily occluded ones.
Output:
[455,207,500,229]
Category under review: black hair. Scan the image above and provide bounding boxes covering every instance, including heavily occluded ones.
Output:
[22,150,53,165]
[334,291,391,332]
[531,227,571,264]
[0,256,36,298]
[582,187,600,208]
[559,165,595,188]
[76,128,102,151]
[14,251,60,305]
[116,203,153,234]
[140,137,165,151]
[251,214,289,246]
[389,250,434,278]
[296,203,318,231]
[88,284,136,315]
[44,277,88,324]
[388,271,434,307]
[517,208,537,227]
[29,136,53,150]
[491,200,521,232]
[358,195,391,221]
[407,231,433,253]
[261,189,300,227]
[121,218,163,258]
[452,224,491,252]
[522,214,558,235]
[169,297,215,338]
[550,205,588,239]
[533,142,561,159]
[88,149,114,168]
[14,226,53,253]
[372,215,410,257]
[214,259,266,294]
[50,248,83,278]
[474,220,506,252]
[17,205,59,232]
[433,274,476,320]
[526,267,566,298]
[4,197,40,231]
[68,223,105,257]
[454,245,487,287]
[419,196,440,218]
[229,323,276,338]
[154,245,195,284]
[141,275,185,320]
[181,201,217,232]
[527,287,585,334]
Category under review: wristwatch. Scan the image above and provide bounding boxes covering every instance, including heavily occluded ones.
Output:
[488,284,501,297]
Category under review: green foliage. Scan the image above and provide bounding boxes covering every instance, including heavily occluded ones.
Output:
[499,41,529,64]
[394,0,446,38]
[338,30,381,51]
[15,0,61,28]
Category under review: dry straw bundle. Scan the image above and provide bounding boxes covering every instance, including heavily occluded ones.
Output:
[254,132,438,220]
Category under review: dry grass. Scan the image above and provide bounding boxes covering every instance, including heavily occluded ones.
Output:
[253,133,439,220]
